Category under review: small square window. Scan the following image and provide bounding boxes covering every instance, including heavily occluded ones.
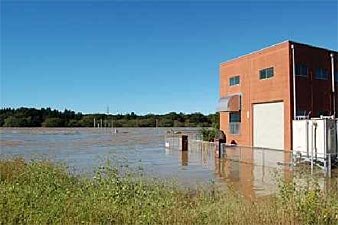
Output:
[229,76,240,86]
[315,68,328,80]
[259,67,274,79]
[229,112,241,123]
[296,64,308,77]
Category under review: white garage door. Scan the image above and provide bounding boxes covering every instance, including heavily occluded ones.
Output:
[253,102,284,150]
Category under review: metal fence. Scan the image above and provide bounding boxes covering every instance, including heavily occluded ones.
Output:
[164,134,336,177]
[165,134,292,169]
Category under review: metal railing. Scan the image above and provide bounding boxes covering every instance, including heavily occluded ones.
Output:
[164,134,336,177]
[293,150,338,177]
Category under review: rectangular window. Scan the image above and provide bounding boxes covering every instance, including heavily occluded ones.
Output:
[315,68,328,80]
[295,64,308,77]
[259,67,274,80]
[229,76,240,86]
[229,112,241,122]
[229,112,241,135]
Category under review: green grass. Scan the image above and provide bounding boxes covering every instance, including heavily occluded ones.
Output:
[1,158,337,225]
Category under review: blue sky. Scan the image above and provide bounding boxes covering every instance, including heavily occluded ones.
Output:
[1,1,337,114]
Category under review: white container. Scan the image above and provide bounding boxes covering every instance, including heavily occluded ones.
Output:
[292,118,337,159]
[293,120,310,157]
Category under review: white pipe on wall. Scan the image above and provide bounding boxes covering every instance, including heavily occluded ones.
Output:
[330,53,335,117]
[306,120,309,158]
[291,44,297,119]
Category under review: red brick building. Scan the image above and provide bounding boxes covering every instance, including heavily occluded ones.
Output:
[218,41,337,150]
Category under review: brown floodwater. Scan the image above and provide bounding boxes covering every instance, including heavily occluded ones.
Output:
[1,127,336,198]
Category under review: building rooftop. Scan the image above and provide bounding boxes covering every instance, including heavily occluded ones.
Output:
[220,40,338,65]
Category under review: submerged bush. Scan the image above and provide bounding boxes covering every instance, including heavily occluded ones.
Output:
[200,127,218,142]
[0,158,337,225]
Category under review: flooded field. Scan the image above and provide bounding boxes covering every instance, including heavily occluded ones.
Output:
[1,127,336,198]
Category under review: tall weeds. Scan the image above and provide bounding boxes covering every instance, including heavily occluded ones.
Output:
[1,158,337,225]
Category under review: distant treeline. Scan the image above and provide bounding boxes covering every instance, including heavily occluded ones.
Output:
[0,107,219,128]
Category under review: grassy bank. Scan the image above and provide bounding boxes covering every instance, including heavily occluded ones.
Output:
[1,158,337,225]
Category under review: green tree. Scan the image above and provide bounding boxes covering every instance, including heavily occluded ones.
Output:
[42,118,65,127]
[67,119,80,127]
[174,120,185,127]
[0,107,219,128]
[200,127,218,142]
[3,116,29,127]
[158,118,174,127]
[138,118,156,127]
[78,116,94,127]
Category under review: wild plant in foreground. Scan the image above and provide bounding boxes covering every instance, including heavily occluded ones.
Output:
[1,158,337,225]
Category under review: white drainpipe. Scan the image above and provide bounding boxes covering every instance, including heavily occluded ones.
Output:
[330,53,335,117]
[291,44,296,119]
